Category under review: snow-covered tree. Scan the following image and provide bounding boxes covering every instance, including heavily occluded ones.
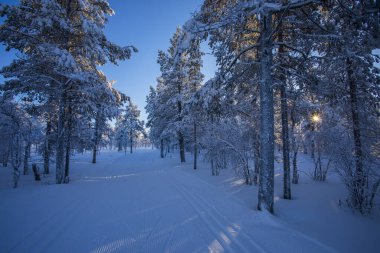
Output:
[115,100,145,154]
[185,0,323,213]
[147,27,204,163]
[181,37,204,170]
[0,0,136,183]
[91,80,128,163]
[305,0,380,213]
[0,93,42,188]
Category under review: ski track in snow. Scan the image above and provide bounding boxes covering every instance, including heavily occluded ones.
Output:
[172,182,265,253]
[0,149,366,253]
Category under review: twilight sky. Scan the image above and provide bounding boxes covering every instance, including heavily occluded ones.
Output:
[0,0,217,122]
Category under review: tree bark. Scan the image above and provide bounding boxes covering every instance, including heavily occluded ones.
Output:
[290,107,299,184]
[130,130,133,154]
[2,146,9,167]
[160,139,164,158]
[179,132,186,163]
[23,142,31,175]
[56,97,65,184]
[57,1,72,184]
[257,13,275,214]
[92,111,100,164]
[44,114,52,174]
[280,84,291,199]
[347,57,365,211]
[278,27,291,199]
[12,134,22,188]
[176,54,186,163]
[193,121,197,170]
[253,130,260,185]
[64,105,72,184]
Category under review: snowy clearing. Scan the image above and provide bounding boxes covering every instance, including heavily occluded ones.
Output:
[1,149,379,253]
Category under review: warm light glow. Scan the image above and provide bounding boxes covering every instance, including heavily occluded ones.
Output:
[311,114,321,123]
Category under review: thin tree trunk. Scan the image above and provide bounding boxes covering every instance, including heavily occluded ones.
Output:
[179,132,185,163]
[56,1,73,184]
[44,114,52,174]
[347,57,365,211]
[280,87,292,199]
[193,121,197,170]
[278,28,291,199]
[130,130,133,154]
[311,132,315,159]
[257,13,275,214]
[280,84,291,199]
[64,105,72,184]
[160,139,164,158]
[56,97,65,184]
[176,57,185,163]
[253,130,260,185]
[92,112,100,164]
[290,107,299,184]
[11,135,22,188]
[2,146,9,167]
[23,142,31,175]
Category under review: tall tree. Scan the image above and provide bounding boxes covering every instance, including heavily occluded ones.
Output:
[307,0,380,213]
[0,0,135,183]
[115,101,145,154]
[186,0,324,213]
[148,28,204,163]
[181,37,204,170]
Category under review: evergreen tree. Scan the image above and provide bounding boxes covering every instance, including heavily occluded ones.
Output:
[0,0,136,183]
[115,100,145,154]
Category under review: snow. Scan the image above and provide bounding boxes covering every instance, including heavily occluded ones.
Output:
[1,149,379,253]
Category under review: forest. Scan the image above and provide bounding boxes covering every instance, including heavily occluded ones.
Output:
[0,0,379,219]
[145,0,380,215]
[1,1,380,252]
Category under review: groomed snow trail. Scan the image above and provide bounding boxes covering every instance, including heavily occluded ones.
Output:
[0,149,337,253]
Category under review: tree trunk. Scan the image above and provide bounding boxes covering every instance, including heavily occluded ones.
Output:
[290,107,299,184]
[23,142,31,175]
[253,130,260,185]
[56,97,65,184]
[278,27,291,199]
[44,114,52,174]
[280,82,291,199]
[280,85,291,199]
[92,112,100,164]
[193,121,197,170]
[347,57,365,212]
[179,132,185,163]
[92,143,97,163]
[176,58,185,163]
[11,134,22,188]
[130,130,133,154]
[257,13,275,214]
[2,146,9,167]
[311,131,315,159]
[160,139,164,158]
[60,0,73,184]
[64,105,72,184]
[211,158,215,175]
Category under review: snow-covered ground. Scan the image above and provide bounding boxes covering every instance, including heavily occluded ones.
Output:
[0,149,379,253]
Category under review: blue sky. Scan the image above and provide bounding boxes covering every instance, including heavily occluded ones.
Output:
[0,0,216,122]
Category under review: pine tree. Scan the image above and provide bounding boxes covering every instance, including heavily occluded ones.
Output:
[0,0,135,183]
[115,100,145,154]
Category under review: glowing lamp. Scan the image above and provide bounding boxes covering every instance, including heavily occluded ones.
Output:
[311,113,321,123]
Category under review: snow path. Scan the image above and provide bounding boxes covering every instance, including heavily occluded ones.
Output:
[0,149,344,252]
